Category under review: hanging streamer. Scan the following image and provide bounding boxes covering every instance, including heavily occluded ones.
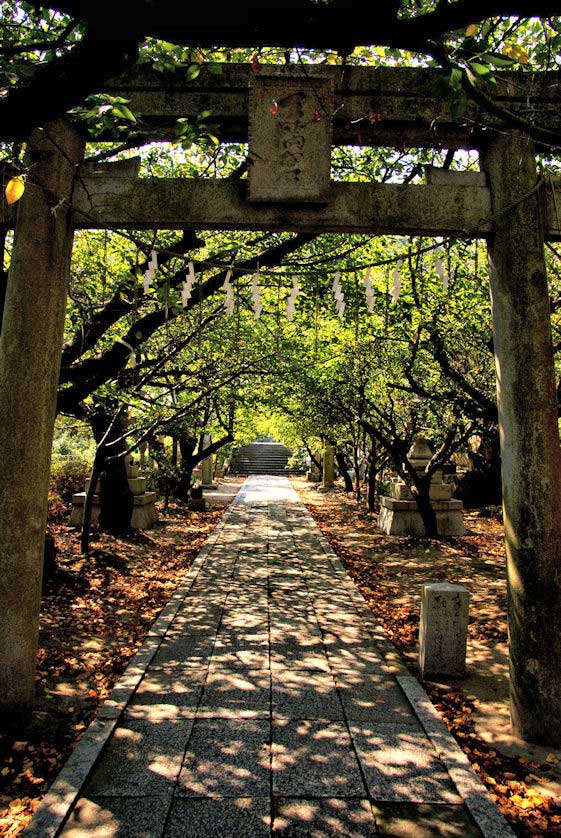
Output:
[363,266,376,313]
[332,270,346,318]
[390,259,403,304]
[251,269,262,319]
[118,338,136,368]
[181,261,196,308]
[435,255,448,291]
[222,268,235,315]
[285,275,300,322]
[143,249,158,294]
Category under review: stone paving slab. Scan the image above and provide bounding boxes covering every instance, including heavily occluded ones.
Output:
[177,717,270,798]
[272,718,365,797]
[166,798,271,837]
[197,666,271,716]
[272,669,344,720]
[272,798,379,836]
[60,796,169,838]
[25,476,514,838]
[370,802,481,838]
[350,725,462,804]
[85,717,195,798]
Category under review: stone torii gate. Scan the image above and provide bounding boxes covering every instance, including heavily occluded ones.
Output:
[1,63,561,744]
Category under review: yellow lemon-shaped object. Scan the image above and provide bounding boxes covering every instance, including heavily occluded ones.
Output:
[5,176,25,205]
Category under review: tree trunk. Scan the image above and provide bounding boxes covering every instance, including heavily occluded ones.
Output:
[176,436,197,500]
[91,412,134,536]
[0,229,7,331]
[305,443,321,472]
[0,120,84,725]
[353,446,361,503]
[411,481,438,538]
[80,455,101,555]
[335,451,353,493]
[481,132,561,745]
[99,454,133,535]
[367,440,377,513]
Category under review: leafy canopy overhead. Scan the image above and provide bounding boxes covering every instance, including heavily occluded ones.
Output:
[1,1,561,143]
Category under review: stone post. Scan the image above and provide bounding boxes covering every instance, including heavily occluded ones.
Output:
[322,444,335,489]
[419,583,469,678]
[0,120,85,723]
[481,131,561,744]
[201,455,214,487]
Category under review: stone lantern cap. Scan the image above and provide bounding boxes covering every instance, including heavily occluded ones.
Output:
[407,437,433,470]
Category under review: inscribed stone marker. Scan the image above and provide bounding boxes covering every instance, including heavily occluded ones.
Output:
[248,69,333,204]
[419,583,470,678]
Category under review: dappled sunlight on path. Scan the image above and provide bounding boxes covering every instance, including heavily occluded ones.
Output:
[27,477,511,837]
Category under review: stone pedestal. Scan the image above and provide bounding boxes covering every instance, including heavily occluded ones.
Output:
[70,456,158,529]
[378,438,465,536]
[307,458,322,483]
[419,583,470,678]
[187,497,207,512]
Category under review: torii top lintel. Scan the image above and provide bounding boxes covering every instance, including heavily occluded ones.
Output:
[102,63,561,153]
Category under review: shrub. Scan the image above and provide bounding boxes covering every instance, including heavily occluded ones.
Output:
[47,490,67,524]
[50,460,91,505]
[286,448,307,470]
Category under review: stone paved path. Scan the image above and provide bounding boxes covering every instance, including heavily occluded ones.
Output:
[54,477,510,837]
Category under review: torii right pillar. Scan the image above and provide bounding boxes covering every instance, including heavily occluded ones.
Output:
[482,131,561,745]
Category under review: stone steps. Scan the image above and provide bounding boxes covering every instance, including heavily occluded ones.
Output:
[229,440,304,476]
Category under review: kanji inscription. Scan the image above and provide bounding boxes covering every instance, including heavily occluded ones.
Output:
[248,70,334,203]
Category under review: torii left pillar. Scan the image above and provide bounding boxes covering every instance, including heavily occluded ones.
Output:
[0,120,84,725]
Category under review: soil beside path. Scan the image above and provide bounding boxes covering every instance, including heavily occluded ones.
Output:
[292,477,561,838]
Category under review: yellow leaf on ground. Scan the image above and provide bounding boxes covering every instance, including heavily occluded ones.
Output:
[510,794,535,809]
[5,176,25,205]
[466,24,478,37]
[546,752,559,764]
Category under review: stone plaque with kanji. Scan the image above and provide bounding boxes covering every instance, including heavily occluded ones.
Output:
[248,70,334,203]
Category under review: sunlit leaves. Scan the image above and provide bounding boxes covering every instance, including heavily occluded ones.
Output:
[175,109,219,151]
[72,94,136,138]
[0,3,83,95]
[502,42,529,64]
